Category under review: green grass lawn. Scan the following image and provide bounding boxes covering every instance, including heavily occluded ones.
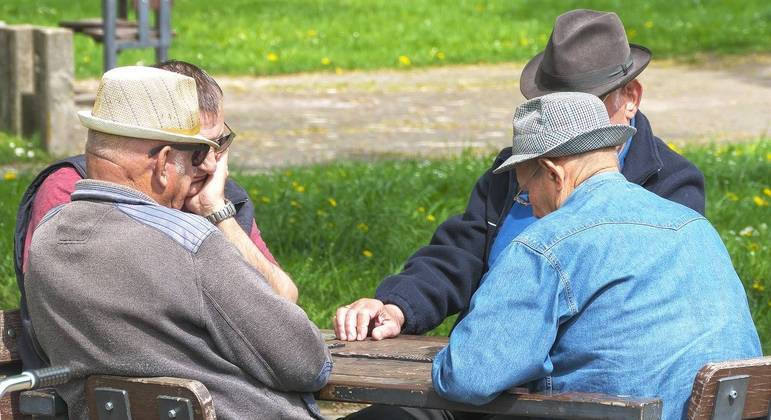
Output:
[1,140,769,351]
[2,0,770,78]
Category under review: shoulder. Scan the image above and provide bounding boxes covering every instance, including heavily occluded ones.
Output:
[37,167,82,197]
[114,203,218,254]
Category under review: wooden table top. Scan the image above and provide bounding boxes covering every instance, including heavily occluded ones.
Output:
[317,331,662,419]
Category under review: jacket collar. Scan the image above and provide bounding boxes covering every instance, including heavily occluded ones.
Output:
[620,111,663,185]
[71,180,157,206]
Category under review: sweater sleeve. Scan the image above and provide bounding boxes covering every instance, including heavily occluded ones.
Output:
[194,232,331,392]
[375,166,493,334]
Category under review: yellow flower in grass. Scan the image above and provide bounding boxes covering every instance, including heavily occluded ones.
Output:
[3,170,17,181]
[321,57,331,65]
[327,198,337,207]
[260,196,271,204]
[292,181,306,193]
[362,249,373,258]
[356,223,369,233]
[763,188,771,197]
[766,152,771,162]
[752,281,765,293]
[306,29,318,38]
[426,214,436,222]
[753,196,769,207]
[435,51,445,60]
[747,242,760,253]
[643,20,654,29]
[290,200,301,208]
[398,55,411,66]
[667,142,682,154]
[724,192,739,202]
[417,207,425,213]
[266,52,279,62]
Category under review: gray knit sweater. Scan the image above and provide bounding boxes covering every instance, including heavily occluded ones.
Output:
[25,180,331,419]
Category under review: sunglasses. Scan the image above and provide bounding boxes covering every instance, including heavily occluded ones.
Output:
[213,122,236,156]
[148,142,210,167]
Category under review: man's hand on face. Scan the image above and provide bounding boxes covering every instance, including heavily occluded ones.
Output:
[334,298,405,341]
[184,149,229,216]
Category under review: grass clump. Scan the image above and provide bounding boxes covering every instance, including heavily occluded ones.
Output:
[1,0,769,78]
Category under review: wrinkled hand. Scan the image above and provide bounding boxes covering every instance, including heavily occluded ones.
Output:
[185,150,229,216]
[334,298,405,341]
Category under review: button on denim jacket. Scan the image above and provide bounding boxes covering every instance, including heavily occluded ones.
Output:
[432,172,761,420]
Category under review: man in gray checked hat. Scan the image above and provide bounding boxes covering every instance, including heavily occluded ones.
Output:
[430,92,760,420]
[336,9,706,348]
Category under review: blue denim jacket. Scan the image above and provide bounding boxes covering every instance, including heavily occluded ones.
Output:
[432,172,761,420]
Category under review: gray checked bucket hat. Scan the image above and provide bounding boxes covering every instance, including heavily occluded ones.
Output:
[493,92,636,174]
[520,9,652,99]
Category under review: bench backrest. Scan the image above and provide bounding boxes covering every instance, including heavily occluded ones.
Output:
[687,356,771,420]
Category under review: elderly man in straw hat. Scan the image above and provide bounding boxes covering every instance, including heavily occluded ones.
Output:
[429,92,760,420]
[15,60,298,372]
[24,66,331,419]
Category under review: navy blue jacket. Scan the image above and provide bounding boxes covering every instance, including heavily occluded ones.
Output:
[375,111,705,334]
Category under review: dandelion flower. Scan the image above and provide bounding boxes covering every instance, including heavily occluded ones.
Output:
[724,192,739,202]
[260,196,271,204]
[426,214,436,222]
[747,242,760,253]
[356,223,369,232]
[321,57,331,65]
[436,51,445,60]
[362,249,373,258]
[753,196,769,207]
[763,188,771,197]
[399,55,411,66]
[752,281,765,292]
[739,226,756,237]
[766,152,771,162]
[307,29,318,38]
[3,170,17,181]
[290,200,301,208]
[643,20,654,29]
[266,52,279,62]
[417,207,425,213]
[327,198,337,207]
[667,142,682,154]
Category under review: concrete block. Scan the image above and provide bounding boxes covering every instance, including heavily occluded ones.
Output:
[0,25,35,135]
[34,27,80,156]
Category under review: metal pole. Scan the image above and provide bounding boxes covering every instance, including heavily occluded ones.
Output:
[102,0,117,71]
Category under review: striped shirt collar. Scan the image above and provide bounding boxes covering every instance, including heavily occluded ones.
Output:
[71,180,157,206]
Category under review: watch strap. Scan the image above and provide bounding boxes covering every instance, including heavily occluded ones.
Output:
[205,200,236,224]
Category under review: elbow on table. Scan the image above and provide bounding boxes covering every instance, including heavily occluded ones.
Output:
[432,363,499,406]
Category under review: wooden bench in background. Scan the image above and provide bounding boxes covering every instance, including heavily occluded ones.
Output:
[1,308,769,419]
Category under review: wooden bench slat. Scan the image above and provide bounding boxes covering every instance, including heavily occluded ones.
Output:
[687,356,771,419]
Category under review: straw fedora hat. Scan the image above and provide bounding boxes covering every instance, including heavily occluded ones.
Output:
[78,66,217,147]
[494,92,636,174]
[519,9,652,99]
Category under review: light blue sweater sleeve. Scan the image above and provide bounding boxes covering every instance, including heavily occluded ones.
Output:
[431,240,567,405]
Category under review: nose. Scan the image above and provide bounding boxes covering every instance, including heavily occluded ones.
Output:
[195,147,217,175]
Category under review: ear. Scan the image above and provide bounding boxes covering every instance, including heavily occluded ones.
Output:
[540,158,565,191]
[622,79,643,120]
[152,146,171,189]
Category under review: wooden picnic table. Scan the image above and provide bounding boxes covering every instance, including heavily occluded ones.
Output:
[317,330,663,419]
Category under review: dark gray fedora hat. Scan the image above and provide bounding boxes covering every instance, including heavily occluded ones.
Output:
[520,9,652,99]
[494,92,636,174]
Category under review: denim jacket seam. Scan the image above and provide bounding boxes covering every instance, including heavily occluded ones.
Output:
[514,240,577,315]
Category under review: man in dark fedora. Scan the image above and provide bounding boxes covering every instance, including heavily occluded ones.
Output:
[335,9,705,346]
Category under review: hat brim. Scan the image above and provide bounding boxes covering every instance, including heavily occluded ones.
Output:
[519,44,651,100]
[493,124,636,174]
[78,111,218,148]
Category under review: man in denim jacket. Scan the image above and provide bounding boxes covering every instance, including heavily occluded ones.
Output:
[430,92,760,420]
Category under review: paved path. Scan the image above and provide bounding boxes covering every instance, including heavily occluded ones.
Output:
[73,54,771,170]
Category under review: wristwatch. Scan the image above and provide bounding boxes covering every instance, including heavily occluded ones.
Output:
[205,199,236,224]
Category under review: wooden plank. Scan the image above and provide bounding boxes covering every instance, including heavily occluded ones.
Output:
[59,19,136,33]
[0,310,22,366]
[327,337,446,363]
[321,355,660,419]
[687,356,771,420]
[86,376,215,420]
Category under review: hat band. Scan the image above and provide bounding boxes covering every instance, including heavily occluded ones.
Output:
[538,53,634,91]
